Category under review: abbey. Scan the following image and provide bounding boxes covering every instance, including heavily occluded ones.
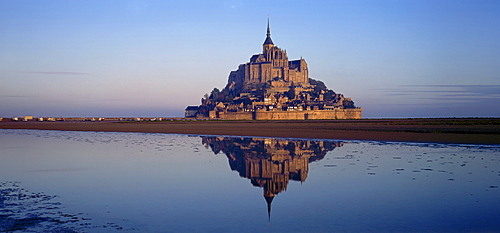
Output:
[187,19,362,120]
[228,20,309,86]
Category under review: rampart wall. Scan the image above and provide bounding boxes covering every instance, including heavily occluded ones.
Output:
[209,108,362,120]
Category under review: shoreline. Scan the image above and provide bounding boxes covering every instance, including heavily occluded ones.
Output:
[1,118,499,145]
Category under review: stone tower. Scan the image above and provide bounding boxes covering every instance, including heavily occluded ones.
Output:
[263,17,274,53]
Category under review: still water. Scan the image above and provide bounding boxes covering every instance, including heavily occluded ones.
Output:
[0,129,499,232]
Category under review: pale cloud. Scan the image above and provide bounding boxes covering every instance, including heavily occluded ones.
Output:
[0,95,35,98]
[21,71,90,75]
[380,85,500,100]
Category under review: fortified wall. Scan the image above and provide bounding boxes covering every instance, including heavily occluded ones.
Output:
[211,108,362,120]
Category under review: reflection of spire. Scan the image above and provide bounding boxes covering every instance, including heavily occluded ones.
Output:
[265,194,274,224]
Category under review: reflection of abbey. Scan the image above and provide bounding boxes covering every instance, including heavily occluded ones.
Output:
[202,136,343,221]
[186,19,362,120]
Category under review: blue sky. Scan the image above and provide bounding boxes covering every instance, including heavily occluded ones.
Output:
[1,0,499,118]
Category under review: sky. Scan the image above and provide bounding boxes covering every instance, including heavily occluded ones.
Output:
[1,0,499,118]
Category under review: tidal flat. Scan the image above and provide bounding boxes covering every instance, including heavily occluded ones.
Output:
[1,118,500,144]
[1,129,499,232]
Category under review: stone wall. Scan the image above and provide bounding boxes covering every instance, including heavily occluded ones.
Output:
[218,111,254,120]
[254,109,362,120]
[303,108,363,120]
[211,108,362,120]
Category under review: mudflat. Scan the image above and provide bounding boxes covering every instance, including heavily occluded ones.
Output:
[1,118,499,144]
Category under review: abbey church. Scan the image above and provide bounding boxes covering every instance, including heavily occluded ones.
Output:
[187,19,362,120]
[228,20,309,86]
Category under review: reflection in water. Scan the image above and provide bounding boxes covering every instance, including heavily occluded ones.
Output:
[2,130,499,232]
[202,136,343,222]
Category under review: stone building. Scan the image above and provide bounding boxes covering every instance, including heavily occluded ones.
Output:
[191,19,362,120]
[227,20,309,86]
[184,106,199,118]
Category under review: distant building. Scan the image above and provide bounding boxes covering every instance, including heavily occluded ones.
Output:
[188,18,361,120]
[184,106,199,118]
[21,116,33,121]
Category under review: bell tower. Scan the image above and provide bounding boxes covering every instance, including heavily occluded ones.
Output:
[263,16,274,53]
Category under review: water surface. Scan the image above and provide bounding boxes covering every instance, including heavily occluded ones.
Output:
[1,129,499,232]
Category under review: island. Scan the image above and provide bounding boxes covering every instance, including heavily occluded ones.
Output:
[186,19,362,120]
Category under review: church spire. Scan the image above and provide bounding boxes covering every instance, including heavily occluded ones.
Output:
[267,16,271,38]
[263,15,274,47]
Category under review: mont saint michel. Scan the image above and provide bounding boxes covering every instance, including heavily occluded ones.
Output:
[186,20,362,120]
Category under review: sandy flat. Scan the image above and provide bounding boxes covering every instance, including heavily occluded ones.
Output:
[1,119,499,144]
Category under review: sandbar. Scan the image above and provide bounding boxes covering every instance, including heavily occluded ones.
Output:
[1,118,499,145]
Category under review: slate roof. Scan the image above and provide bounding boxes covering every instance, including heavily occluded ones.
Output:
[263,36,274,45]
[185,106,199,111]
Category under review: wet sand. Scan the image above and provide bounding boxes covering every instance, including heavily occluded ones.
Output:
[1,118,499,144]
